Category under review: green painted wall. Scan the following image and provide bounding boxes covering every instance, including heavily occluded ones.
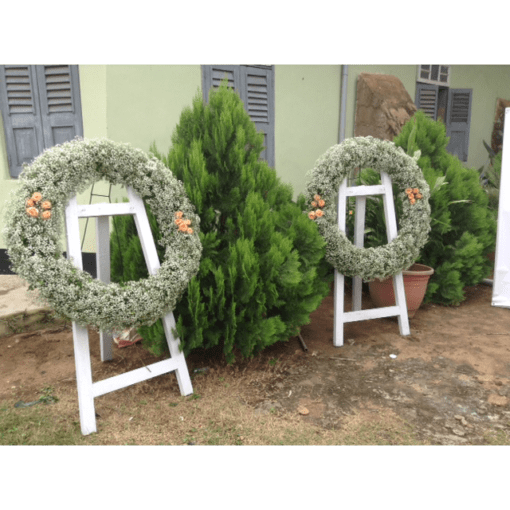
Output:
[448,65,510,170]
[275,65,341,198]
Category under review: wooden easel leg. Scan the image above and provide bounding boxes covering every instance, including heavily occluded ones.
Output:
[72,322,97,435]
[393,273,410,336]
[352,276,363,312]
[96,216,113,361]
[161,312,193,396]
[352,196,366,312]
[333,268,345,346]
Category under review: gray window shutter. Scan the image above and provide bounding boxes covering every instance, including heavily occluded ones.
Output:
[446,89,472,162]
[0,65,44,178]
[36,65,84,147]
[239,66,275,167]
[202,65,241,103]
[415,82,438,120]
[202,65,275,167]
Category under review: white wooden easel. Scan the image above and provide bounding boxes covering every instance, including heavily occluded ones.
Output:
[64,186,193,435]
[333,171,410,346]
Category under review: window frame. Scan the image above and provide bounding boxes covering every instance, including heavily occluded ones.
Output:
[417,65,450,87]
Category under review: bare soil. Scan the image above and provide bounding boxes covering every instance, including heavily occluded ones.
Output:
[1,283,510,444]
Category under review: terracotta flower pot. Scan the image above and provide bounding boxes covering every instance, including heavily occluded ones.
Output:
[368,263,434,318]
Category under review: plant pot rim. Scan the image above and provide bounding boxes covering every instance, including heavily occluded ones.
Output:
[402,263,434,276]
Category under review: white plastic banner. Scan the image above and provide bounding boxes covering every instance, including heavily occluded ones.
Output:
[492,108,510,308]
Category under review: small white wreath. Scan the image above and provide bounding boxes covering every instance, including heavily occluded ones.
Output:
[4,138,202,331]
[304,137,431,281]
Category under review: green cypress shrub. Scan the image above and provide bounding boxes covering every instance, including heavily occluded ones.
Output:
[346,111,496,305]
[110,83,330,361]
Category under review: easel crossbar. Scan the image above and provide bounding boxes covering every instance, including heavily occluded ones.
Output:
[344,184,387,197]
[92,358,182,397]
[342,305,401,323]
[76,202,136,218]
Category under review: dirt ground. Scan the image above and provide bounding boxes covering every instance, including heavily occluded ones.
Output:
[1,282,510,445]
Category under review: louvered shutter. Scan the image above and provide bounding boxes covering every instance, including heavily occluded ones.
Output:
[240,66,275,167]
[202,65,275,167]
[415,82,439,120]
[36,65,83,147]
[446,89,472,162]
[0,65,44,177]
[202,65,241,103]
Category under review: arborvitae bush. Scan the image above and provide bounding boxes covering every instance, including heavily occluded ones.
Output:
[110,83,330,361]
[347,111,496,305]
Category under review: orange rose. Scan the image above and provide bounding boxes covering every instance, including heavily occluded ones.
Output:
[31,192,42,203]
[308,211,316,220]
[349,210,353,215]
[26,207,39,218]
[314,194,321,201]
[42,210,51,220]
[315,209,324,217]
[409,198,416,205]
[175,211,183,219]
[26,198,35,208]
[41,200,52,210]
[311,201,318,208]
[415,193,423,200]
[179,223,188,232]
[184,219,191,226]
[187,228,194,235]
[405,188,413,195]
[412,188,419,194]
[175,218,183,226]
[318,199,325,208]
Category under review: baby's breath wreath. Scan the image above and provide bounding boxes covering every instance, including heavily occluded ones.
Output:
[305,137,431,281]
[4,138,202,331]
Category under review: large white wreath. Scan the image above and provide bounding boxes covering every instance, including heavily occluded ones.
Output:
[4,138,202,331]
[304,137,431,281]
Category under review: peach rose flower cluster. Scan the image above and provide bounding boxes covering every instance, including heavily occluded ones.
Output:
[307,193,326,221]
[174,211,194,234]
[25,192,52,220]
[405,187,423,205]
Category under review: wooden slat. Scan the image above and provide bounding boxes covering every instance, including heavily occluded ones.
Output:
[44,65,70,75]
[93,358,181,397]
[76,201,136,218]
[345,184,387,197]
[343,305,401,323]
[4,66,33,114]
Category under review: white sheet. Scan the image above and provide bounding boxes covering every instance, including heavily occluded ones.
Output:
[492,107,510,308]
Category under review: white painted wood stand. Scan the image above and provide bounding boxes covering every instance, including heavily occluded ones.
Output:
[333,171,410,346]
[64,186,193,435]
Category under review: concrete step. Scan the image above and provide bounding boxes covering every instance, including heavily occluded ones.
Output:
[0,275,67,337]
